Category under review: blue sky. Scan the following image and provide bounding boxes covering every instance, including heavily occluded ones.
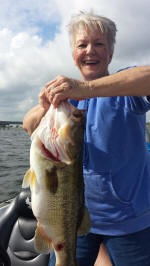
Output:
[0,0,150,121]
[36,22,61,42]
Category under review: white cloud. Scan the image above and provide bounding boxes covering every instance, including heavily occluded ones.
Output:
[0,0,61,32]
[17,97,34,112]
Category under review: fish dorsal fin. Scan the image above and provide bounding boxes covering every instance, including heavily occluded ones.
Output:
[77,206,91,236]
[34,222,52,254]
[22,169,32,188]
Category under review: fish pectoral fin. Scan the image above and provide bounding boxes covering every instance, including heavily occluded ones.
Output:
[22,168,32,188]
[34,223,52,254]
[77,206,91,236]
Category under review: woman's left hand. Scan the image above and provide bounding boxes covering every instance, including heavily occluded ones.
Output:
[45,75,89,107]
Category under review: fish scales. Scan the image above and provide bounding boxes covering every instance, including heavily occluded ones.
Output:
[22,102,91,266]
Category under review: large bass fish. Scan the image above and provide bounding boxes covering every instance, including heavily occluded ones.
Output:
[22,101,91,266]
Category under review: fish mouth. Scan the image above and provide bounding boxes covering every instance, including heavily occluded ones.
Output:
[37,138,61,162]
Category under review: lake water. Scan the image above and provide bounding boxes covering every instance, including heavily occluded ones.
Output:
[0,128,30,203]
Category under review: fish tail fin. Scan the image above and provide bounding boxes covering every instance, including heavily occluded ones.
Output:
[77,206,91,236]
[22,168,32,188]
[34,223,52,254]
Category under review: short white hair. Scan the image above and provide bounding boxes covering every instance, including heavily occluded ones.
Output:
[67,11,117,54]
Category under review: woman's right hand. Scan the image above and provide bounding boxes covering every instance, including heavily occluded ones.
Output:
[45,75,90,107]
[38,88,50,110]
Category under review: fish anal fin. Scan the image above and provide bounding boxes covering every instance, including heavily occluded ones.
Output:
[45,168,58,194]
[77,206,91,236]
[34,223,52,254]
[22,169,32,188]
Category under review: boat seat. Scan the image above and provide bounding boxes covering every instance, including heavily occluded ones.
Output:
[0,188,50,266]
[0,242,11,266]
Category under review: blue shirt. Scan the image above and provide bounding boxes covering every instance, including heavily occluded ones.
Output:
[70,80,150,236]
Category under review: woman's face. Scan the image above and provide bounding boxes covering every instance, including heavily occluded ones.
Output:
[72,26,113,81]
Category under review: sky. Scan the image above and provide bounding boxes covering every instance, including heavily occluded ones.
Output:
[0,0,150,121]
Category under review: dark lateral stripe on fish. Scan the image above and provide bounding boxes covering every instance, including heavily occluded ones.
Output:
[46,169,58,194]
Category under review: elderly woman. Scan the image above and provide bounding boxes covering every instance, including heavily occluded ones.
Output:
[23,12,150,266]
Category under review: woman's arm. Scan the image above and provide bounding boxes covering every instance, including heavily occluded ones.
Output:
[45,66,150,107]
[89,66,150,98]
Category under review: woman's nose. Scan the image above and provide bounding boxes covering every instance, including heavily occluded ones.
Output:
[86,44,96,54]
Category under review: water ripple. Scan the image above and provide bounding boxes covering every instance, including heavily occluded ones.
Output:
[0,128,30,203]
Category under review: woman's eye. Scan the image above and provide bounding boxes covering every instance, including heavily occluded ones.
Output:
[95,42,104,46]
[78,44,86,48]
